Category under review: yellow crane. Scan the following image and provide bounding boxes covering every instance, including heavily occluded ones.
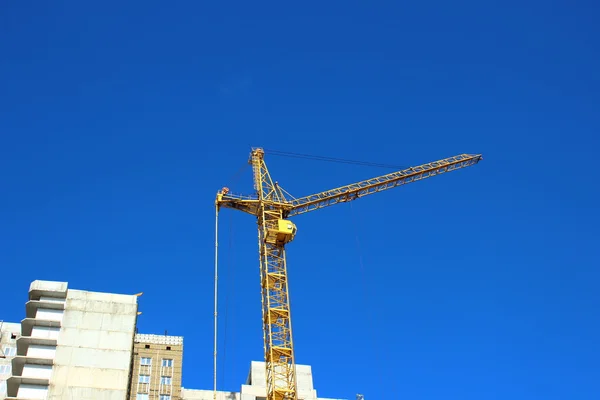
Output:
[215,148,483,400]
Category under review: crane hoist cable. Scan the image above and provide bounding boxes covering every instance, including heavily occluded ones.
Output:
[214,161,256,398]
[221,212,237,390]
[213,204,219,400]
[349,201,385,398]
[216,148,483,400]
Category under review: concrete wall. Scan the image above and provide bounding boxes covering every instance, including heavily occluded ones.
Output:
[31,326,61,340]
[181,361,345,400]
[0,321,20,399]
[29,280,68,295]
[23,364,53,379]
[36,308,65,322]
[40,296,67,304]
[241,362,319,400]
[18,383,49,399]
[27,344,57,358]
[47,289,138,400]
[182,388,240,400]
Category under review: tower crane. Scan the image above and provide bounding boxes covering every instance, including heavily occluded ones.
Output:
[215,148,483,400]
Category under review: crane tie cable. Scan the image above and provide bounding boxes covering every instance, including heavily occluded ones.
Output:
[263,149,408,170]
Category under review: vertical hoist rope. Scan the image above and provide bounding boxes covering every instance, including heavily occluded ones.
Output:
[221,213,235,389]
[214,205,219,400]
[349,202,386,398]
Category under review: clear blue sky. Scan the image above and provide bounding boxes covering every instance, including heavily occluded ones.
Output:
[1,1,599,399]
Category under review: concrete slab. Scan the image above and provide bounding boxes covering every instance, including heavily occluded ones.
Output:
[28,281,68,301]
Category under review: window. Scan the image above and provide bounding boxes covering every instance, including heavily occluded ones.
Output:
[140,357,152,366]
[0,364,11,375]
[159,396,171,400]
[136,394,149,400]
[139,374,150,383]
[161,359,173,367]
[160,376,172,385]
[144,344,150,349]
[2,346,16,357]
[10,333,17,339]
[166,346,171,350]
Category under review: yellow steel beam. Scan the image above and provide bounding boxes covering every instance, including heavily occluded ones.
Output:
[251,149,298,400]
[214,148,482,400]
[287,153,482,217]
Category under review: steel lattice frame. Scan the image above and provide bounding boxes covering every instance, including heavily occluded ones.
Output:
[252,149,298,400]
[215,148,483,400]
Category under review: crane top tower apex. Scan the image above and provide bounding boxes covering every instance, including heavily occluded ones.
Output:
[250,147,265,161]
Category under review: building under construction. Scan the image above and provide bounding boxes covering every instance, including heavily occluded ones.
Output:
[1,280,343,400]
[1,321,21,398]
[2,150,481,400]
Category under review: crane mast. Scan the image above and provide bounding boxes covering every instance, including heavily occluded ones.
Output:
[252,148,297,400]
[216,148,482,400]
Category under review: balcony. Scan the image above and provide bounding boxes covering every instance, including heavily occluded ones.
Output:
[28,280,67,302]
[6,356,54,399]
[5,380,49,400]
[25,300,65,319]
[20,319,61,338]
[16,337,57,358]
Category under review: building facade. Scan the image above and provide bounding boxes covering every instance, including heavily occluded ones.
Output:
[181,361,343,400]
[128,334,183,400]
[1,321,21,398]
[2,280,345,400]
[5,280,139,400]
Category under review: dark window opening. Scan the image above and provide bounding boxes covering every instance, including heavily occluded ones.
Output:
[166,346,171,350]
[11,333,17,339]
[145,344,150,349]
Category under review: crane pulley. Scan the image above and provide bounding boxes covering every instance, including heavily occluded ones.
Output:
[216,148,482,400]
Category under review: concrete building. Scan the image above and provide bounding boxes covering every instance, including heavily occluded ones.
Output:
[181,361,344,400]
[5,280,139,400]
[1,321,21,398]
[2,280,346,400]
[128,333,183,400]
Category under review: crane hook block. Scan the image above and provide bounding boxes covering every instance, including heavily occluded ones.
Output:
[266,219,297,245]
